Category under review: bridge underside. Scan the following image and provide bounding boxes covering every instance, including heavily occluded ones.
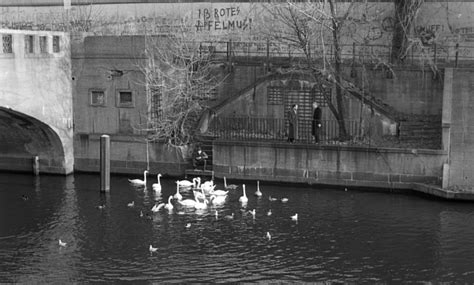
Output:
[0,107,66,174]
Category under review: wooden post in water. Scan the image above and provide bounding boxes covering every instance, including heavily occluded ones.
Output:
[100,135,110,192]
[33,156,39,176]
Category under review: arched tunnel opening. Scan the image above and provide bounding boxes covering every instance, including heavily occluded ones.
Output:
[0,107,65,173]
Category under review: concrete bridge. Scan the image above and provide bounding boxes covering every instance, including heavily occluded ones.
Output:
[0,29,73,174]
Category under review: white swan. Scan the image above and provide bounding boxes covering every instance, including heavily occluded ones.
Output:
[249,209,256,219]
[149,244,158,253]
[291,213,298,221]
[281,198,289,203]
[58,239,67,247]
[152,174,162,192]
[128,170,148,186]
[266,232,271,240]
[178,196,198,208]
[224,213,234,220]
[127,201,135,207]
[164,196,173,211]
[195,197,208,210]
[151,202,165,212]
[173,182,182,200]
[193,188,206,201]
[210,194,226,206]
[176,177,197,188]
[210,189,229,196]
[239,184,248,204]
[224,176,239,190]
[255,181,262,197]
[267,209,272,216]
[269,196,278,202]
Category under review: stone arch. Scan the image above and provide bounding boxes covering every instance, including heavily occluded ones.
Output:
[0,107,65,173]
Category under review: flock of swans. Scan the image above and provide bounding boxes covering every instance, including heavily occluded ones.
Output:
[125,170,299,253]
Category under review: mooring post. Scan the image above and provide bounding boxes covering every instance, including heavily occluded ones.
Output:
[33,156,39,176]
[100,134,110,192]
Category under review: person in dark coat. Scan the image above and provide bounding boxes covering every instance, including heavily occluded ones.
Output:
[192,145,208,170]
[312,101,322,143]
[287,104,298,143]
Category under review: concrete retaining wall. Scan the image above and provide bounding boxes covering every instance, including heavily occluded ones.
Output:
[213,140,447,189]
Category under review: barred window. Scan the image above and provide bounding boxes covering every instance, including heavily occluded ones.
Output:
[53,36,60,53]
[150,87,162,121]
[267,86,284,105]
[39,36,48,53]
[2,34,12,53]
[117,90,134,108]
[25,35,34,53]
[90,90,106,106]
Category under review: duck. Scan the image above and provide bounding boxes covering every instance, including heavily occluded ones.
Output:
[173,183,182,200]
[267,209,272,216]
[152,174,162,192]
[176,177,197,188]
[224,213,234,220]
[185,223,192,229]
[127,201,135,207]
[255,181,263,197]
[149,244,158,253]
[239,184,248,204]
[281,197,289,203]
[291,213,298,221]
[164,196,173,211]
[224,176,239,190]
[269,196,278,202]
[58,239,67,247]
[210,194,226,206]
[128,170,148,186]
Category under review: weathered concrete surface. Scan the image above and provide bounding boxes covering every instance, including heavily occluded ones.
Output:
[213,140,447,190]
[0,29,73,174]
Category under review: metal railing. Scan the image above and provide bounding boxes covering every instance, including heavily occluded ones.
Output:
[199,40,474,67]
[208,116,360,143]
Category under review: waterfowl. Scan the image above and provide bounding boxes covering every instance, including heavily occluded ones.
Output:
[127,201,135,207]
[193,188,206,201]
[224,177,239,190]
[152,174,162,192]
[151,203,165,212]
[267,209,272,216]
[224,213,234,220]
[149,244,158,253]
[291,213,298,221]
[195,197,208,210]
[210,194,226,206]
[210,189,229,196]
[178,197,197,208]
[164,196,173,211]
[96,204,106,210]
[128,170,148,186]
[176,177,197,188]
[185,223,192,229]
[140,210,144,218]
[58,239,67,247]
[239,184,248,204]
[255,181,263,197]
[266,232,271,240]
[281,198,289,203]
[249,209,256,219]
[269,196,278,202]
[173,183,182,200]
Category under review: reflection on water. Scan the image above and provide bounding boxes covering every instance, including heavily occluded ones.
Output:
[1,172,474,282]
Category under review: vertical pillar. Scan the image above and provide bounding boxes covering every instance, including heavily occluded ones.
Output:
[100,135,110,192]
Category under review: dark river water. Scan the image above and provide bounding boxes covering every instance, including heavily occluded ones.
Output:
[1,172,474,283]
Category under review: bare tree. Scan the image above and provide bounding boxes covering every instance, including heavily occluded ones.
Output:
[140,27,227,148]
[261,1,357,140]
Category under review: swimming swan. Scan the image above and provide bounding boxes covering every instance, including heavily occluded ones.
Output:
[149,244,158,253]
[224,177,239,190]
[210,194,226,206]
[254,181,262,197]
[291,213,298,221]
[210,189,229,196]
[164,196,174,211]
[152,174,162,192]
[239,184,248,204]
[173,183,182,200]
[176,177,197,188]
[128,170,148,186]
[58,239,67,247]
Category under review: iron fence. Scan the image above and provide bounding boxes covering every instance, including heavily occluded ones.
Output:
[208,116,360,143]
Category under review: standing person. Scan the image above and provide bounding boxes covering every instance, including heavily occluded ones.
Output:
[312,101,322,143]
[287,104,298,143]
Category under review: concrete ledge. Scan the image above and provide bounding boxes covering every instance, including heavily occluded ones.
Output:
[411,183,474,201]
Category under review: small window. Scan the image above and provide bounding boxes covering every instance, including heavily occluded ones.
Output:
[39,36,48,53]
[53,36,60,53]
[117,90,134,108]
[2,34,12,53]
[25,35,34,54]
[90,90,106,106]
